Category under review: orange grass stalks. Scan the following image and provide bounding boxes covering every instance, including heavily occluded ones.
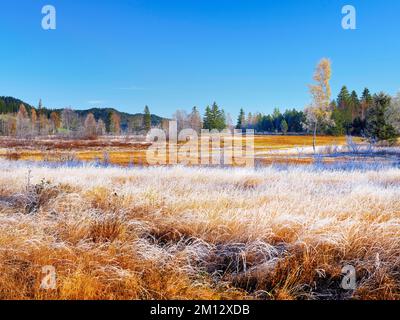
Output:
[0,162,399,300]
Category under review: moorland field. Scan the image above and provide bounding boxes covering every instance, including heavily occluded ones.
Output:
[0,135,399,300]
[0,135,363,166]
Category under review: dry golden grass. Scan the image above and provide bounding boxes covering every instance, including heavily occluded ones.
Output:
[253,135,360,150]
[0,162,399,300]
[0,135,362,166]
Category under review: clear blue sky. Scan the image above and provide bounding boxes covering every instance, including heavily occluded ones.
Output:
[1,0,399,118]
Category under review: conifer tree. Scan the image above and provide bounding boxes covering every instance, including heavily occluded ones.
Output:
[144,105,151,132]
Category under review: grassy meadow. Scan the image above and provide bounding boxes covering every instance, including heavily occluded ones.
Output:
[0,135,399,300]
[0,162,399,300]
[0,135,362,166]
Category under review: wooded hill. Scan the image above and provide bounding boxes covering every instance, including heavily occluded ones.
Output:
[0,96,167,131]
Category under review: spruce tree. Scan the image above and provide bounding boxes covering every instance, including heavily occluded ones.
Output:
[350,90,360,120]
[236,108,245,130]
[336,86,352,134]
[360,88,373,121]
[366,93,398,144]
[203,103,226,130]
[144,105,151,132]
[280,119,288,135]
[337,86,351,109]
[203,106,212,130]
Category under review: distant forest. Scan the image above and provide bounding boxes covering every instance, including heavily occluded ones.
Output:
[1,86,400,144]
[0,97,165,137]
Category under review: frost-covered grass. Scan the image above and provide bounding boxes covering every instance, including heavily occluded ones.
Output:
[0,161,399,300]
[0,135,364,167]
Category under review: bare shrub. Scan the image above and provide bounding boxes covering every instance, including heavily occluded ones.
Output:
[24,178,61,214]
[346,135,361,154]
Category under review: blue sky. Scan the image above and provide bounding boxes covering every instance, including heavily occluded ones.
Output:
[0,0,399,118]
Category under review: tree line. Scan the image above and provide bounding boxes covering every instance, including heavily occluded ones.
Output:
[304,58,400,148]
[2,91,399,145]
[0,102,153,139]
[2,58,400,144]
[172,86,400,145]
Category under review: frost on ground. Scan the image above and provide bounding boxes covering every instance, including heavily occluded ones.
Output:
[0,161,399,300]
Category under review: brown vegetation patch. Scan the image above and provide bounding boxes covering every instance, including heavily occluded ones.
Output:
[89,213,126,243]
[0,164,399,300]
[0,137,152,150]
